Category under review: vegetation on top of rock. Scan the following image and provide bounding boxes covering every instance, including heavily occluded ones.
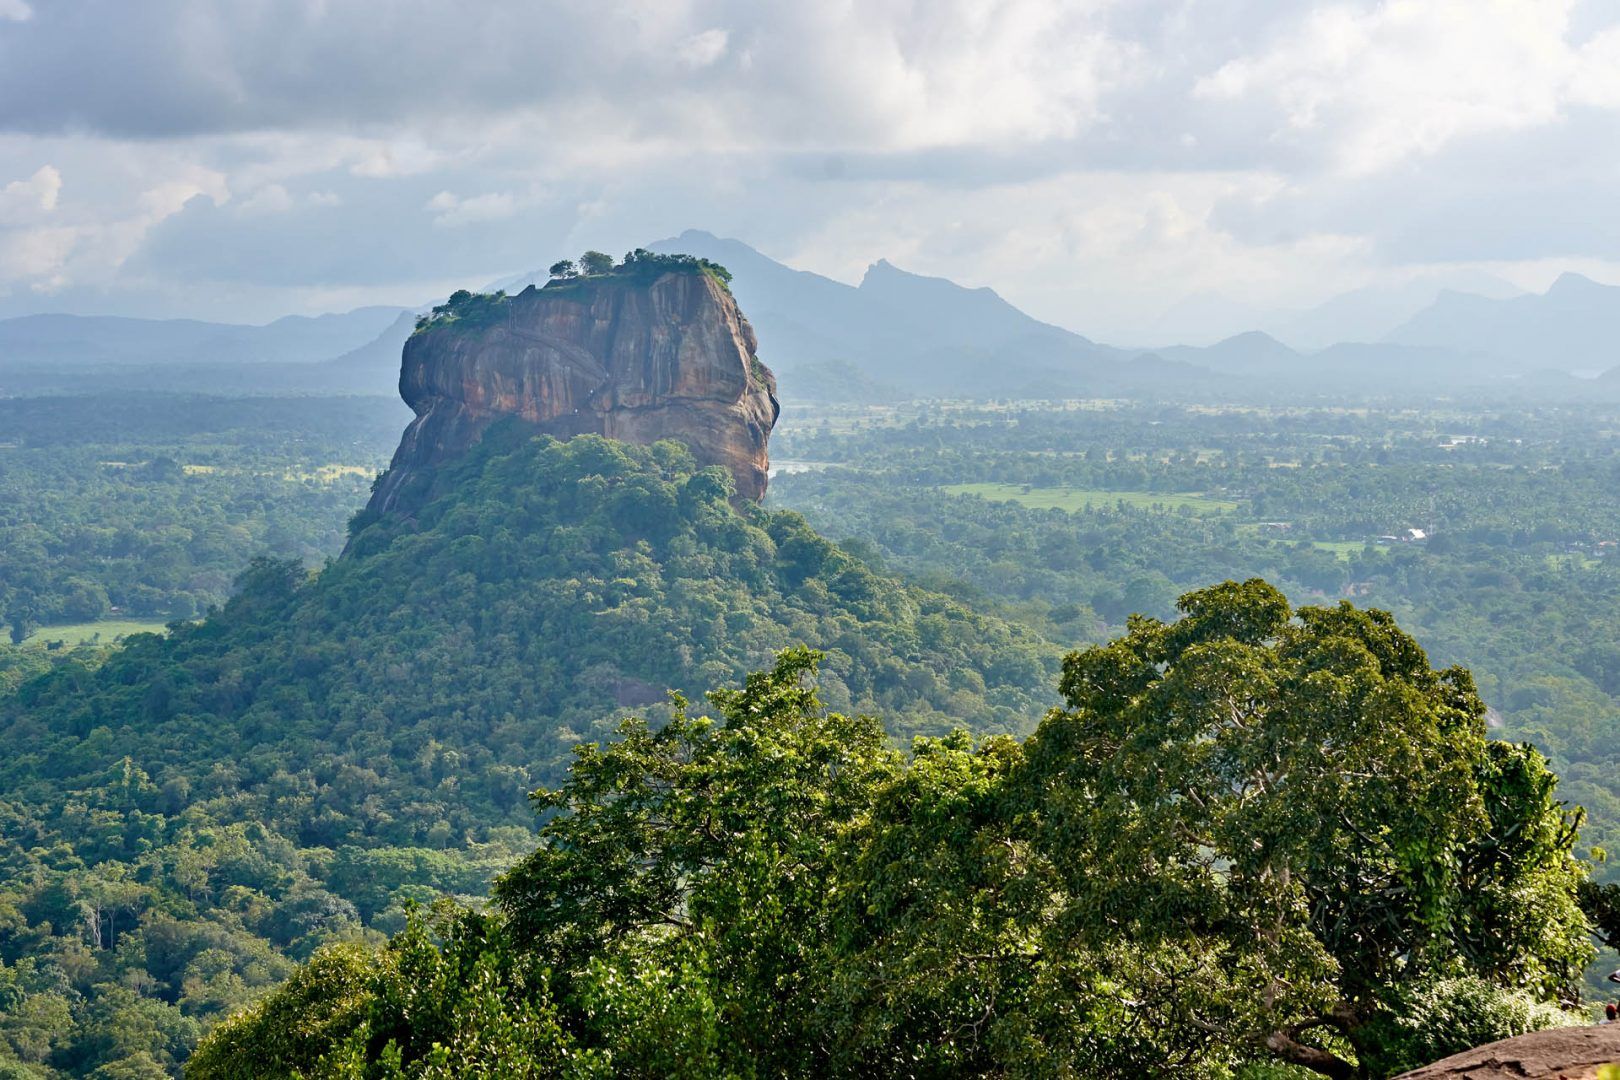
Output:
[411,251,734,337]
[546,247,732,288]
[411,288,510,335]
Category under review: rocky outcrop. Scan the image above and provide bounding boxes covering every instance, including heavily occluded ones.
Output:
[368,267,778,516]
[1394,1023,1620,1079]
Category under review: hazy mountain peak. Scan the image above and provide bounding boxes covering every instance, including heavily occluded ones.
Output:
[1217,330,1293,351]
[859,258,996,298]
[1546,270,1609,296]
[1386,267,1620,371]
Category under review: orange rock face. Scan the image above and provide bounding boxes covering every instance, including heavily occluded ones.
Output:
[369,269,778,514]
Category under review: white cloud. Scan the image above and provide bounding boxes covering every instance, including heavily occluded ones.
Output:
[0,0,31,23]
[0,159,227,295]
[350,140,444,179]
[775,167,1372,341]
[0,163,60,223]
[1195,0,1616,174]
[426,190,519,227]
[1569,24,1620,107]
[677,28,729,69]
[238,183,293,214]
[137,168,229,218]
[0,224,73,285]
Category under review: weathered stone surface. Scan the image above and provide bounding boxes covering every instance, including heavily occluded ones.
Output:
[1394,1022,1620,1079]
[368,268,778,516]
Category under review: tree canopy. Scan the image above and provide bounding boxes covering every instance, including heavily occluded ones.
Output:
[188,583,1595,1079]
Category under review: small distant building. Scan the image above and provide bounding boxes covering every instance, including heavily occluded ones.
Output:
[1259,521,1293,534]
[1403,528,1427,542]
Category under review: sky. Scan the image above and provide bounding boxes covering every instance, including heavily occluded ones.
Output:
[1,0,1618,343]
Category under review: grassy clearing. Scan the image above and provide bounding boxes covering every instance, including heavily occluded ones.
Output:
[1236,528,1370,562]
[1545,553,1602,572]
[23,619,173,648]
[287,464,376,483]
[943,483,1238,515]
[102,461,378,483]
[1311,541,1368,561]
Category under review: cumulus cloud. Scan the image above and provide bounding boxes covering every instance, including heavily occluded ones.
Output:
[0,163,59,223]
[426,190,520,228]
[677,28,729,69]
[1196,0,1620,173]
[0,165,67,290]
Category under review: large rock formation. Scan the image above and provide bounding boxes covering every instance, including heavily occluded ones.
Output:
[367,264,778,516]
[1394,1022,1620,1079]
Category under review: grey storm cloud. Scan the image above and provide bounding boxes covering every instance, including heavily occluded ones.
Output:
[0,0,1344,166]
[0,0,1149,146]
[0,2,656,137]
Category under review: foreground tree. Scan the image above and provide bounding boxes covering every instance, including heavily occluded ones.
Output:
[494,646,902,1076]
[188,584,1591,1078]
[186,905,577,1079]
[1021,579,1591,1077]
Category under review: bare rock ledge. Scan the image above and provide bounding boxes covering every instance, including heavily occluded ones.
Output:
[1395,1023,1620,1080]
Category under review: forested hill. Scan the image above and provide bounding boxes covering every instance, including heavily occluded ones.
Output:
[0,426,1057,1074]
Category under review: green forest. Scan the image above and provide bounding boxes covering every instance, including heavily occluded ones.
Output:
[0,396,402,644]
[0,424,1055,1077]
[4,392,1620,1076]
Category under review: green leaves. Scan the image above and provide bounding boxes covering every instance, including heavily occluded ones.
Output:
[1024,580,1592,1075]
[493,649,901,1075]
[187,584,1592,1079]
[188,905,575,1080]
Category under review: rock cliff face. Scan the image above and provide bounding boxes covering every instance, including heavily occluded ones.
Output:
[368,268,778,516]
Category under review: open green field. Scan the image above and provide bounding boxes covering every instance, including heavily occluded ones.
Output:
[1310,540,1368,560]
[23,619,173,648]
[287,464,376,483]
[1234,530,1370,561]
[942,483,1239,515]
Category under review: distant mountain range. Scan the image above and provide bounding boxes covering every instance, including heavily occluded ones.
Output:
[489,230,1162,400]
[1384,272,1620,372]
[1158,270,1620,389]
[0,306,410,395]
[5,231,1620,402]
[1153,270,1523,351]
[648,232,1620,399]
